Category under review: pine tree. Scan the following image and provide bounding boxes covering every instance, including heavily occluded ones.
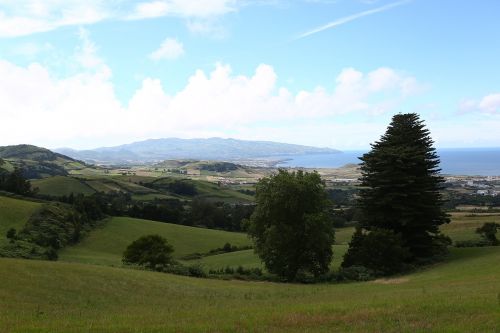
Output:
[344,113,449,270]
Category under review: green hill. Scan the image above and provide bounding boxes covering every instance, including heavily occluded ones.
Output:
[31,176,96,197]
[0,196,41,246]
[1,246,499,332]
[59,217,252,266]
[0,144,87,179]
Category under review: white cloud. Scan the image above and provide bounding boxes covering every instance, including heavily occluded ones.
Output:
[0,60,422,149]
[478,94,500,113]
[0,32,425,149]
[149,38,185,60]
[9,42,53,58]
[0,0,240,37]
[0,1,109,37]
[128,0,237,20]
[186,19,227,38]
[459,93,500,114]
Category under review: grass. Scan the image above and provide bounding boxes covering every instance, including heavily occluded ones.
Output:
[59,217,252,266]
[0,246,499,332]
[192,249,263,270]
[0,196,41,246]
[1,196,499,331]
[31,176,95,197]
[442,212,500,242]
[193,180,254,203]
[194,245,349,272]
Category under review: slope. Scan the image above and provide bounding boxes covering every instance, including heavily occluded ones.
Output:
[1,246,499,332]
[0,144,87,178]
[59,217,252,266]
[0,195,41,246]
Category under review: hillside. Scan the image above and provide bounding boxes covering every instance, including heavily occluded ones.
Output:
[31,174,254,203]
[59,217,252,266]
[0,196,41,246]
[0,144,87,178]
[56,137,340,164]
[1,246,499,332]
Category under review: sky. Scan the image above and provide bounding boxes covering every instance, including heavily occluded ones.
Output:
[0,0,499,150]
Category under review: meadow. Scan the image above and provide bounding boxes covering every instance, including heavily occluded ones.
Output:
[1,192,499,332]
[1,246,499,332]
[0,195,41,247]
[59,217,252,266]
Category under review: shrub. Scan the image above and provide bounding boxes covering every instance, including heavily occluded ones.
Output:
[338,265,377,282]
[476,222,500,246]
[342,228,411,275]
[122,235,174,271]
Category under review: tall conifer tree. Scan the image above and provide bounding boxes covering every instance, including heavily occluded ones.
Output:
[344,113,449,272]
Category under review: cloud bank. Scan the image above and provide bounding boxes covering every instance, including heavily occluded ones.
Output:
[0,48,420,149]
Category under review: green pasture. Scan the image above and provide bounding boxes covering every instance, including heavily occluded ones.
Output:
[59,217,252,266]
[0,196,41,246]
[31,176,95,197]
[1,246,499,332]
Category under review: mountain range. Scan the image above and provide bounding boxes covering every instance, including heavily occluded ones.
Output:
[56,137,340,164]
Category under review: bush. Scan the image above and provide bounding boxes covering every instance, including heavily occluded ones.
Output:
[337,265,377,282]
[122,235,174,271]
[6,228,16,242]
[342,228,411,275]
[208,266,264,280]
[476,222,500,246]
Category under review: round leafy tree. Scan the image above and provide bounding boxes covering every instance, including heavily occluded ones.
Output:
[122,234,174,271]
[344,113,450,271]
[246,170,334,280]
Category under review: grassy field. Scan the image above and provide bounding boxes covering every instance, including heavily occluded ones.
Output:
[31,176,96,197]
[30,174,254,203]
[194,245,349,271]
[442,212,500,242]
[59,217,252,266]
[1,246,499,332]
[0,196,41,246]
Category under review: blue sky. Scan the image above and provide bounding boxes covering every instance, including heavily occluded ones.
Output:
[0,0,499,150]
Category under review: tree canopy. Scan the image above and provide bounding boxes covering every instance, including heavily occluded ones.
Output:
[246,169,334,280]
[343,113,450,273]
[122,234,174,271]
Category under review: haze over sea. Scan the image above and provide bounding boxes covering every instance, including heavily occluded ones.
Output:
[276,148,500,176]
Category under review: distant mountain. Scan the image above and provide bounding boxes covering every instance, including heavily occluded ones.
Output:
[56,138,340,164]
[0,144,85,178]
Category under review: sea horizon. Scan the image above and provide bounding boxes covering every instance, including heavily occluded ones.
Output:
[275,147,500,176]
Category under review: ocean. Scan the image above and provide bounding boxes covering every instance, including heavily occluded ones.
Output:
[275,148,500,176]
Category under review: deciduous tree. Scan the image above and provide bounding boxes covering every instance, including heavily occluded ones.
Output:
[247,170,334,280]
